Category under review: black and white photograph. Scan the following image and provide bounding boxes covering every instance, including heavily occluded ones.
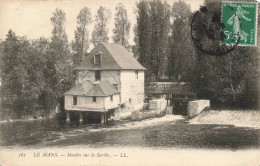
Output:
[0,0,259,165]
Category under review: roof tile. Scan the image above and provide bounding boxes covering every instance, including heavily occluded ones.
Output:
[74,42,146,71]
[64,80,119,97]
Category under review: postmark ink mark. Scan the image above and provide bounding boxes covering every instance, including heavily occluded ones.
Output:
[191,5,240,56]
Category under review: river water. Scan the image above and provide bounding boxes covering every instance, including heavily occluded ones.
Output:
[0,115,259,150]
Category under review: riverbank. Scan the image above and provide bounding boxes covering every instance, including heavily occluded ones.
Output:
[190,109,260,128]
[2,109,260,129]
[0,116,55,123]
[0,109,59,123]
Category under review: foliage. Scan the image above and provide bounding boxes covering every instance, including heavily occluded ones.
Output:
[149,0,171,79]
[134,0,152,75]
[72,7,92,65]
[0,1,258,120]
[191,0,259,109]
[1,31,46,117]
[134,0,259,109]
[168,1,196,81]
[113,3,131,47]
[135,0,171,81]
[47,9,74,112]
[92,6,111,47]
[0,9,75,117]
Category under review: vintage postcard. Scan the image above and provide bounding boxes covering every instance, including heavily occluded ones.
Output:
[0,0,259,165]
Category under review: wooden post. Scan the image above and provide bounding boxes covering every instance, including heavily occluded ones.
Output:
[66,111,70,122]
[101,113,105,123]
[79,112,83,123]
[105,111,107,123]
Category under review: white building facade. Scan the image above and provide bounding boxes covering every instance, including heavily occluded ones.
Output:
[64,43,146,122]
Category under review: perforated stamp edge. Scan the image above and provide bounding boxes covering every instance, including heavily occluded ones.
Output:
[221,1,258,47]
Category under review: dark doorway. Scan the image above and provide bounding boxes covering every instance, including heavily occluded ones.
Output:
[172,100,188,116]
[95,71,101,81]
[83,112,102,124]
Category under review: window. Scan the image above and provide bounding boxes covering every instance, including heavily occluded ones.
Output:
[93,97,96,102]
[95,70,101,81]
[94,53,102,65]
[73,96,77,105]
[110,95,113,102]
[135,71,138,79]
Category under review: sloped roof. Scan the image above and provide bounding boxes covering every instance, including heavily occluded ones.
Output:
[75,42,146,71]
[64,83,85,96]
[64,80,120,97]
[105,77,118,84]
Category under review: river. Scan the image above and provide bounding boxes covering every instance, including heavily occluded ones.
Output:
[0,115,259,149]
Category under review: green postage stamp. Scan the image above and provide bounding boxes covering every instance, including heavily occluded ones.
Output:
[222,1,258,46]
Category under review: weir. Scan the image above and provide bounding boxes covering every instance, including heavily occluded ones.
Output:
[166,106,173,115]
[145,82,196,116]
[190,109,260,128]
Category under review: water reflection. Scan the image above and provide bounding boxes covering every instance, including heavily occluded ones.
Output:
[0,115,259,149]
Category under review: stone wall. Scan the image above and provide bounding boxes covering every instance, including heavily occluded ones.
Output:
[132,99,167,120]
[187,100,210,118]
[120,70,145,105]
[149,99,167,115]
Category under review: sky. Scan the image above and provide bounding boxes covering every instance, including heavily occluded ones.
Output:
[0,0,204,51]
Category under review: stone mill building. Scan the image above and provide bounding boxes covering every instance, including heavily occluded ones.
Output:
[64,42,146,123]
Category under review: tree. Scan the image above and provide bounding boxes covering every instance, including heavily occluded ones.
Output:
[32,38,52,115]
[134,0,171,81]
[113,3,131,47]
[48,9,71,80]
[1,31,27,116]
[135,0,152,74]
[92,6,111,46]
[51,9,68,44]
[44,9,73,113]
[72,7,92,65]
[1,31,46,117]
[149,0,171,80]
[168,1,196,81]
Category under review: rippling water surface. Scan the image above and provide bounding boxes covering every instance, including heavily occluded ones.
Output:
[0,115,259,149]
